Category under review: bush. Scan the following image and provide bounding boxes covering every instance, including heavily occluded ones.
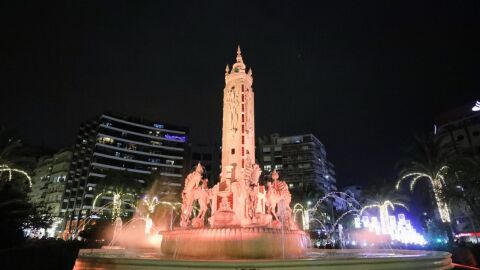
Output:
[0,239,84,270]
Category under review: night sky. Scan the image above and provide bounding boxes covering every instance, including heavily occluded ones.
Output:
[1,1,478,187]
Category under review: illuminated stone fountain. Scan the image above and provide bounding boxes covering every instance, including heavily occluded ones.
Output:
[73,47,452,269]
[161,48,308,258]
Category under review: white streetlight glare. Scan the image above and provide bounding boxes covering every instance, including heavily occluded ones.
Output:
[472,101,480,112]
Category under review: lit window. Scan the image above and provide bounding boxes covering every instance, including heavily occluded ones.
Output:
[98,136,114,144]
[264,165,272,171]
[288,183,294,188]
[127,144,137,151]
[166,160,174,165]
[274,164,283,170]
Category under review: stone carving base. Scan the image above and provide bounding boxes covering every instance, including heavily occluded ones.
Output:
[209,211,236,228]
[161,228,308,259]
[191,217,205,228]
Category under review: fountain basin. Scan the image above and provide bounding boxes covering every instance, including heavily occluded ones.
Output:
[161,227,308,259]
[73,248,452,270]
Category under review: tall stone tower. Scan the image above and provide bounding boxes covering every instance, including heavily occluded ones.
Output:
[221,46,255,182]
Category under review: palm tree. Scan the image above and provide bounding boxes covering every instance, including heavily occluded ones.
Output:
[92,170,143,220]
[443,156,480,225]
[0,127,35,188]
[363,181,410,209]
[362,182,409,234]
[396,135,454,224]
[0,128,51,245]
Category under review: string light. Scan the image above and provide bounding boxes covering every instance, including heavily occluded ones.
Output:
[0,164,32,187]
[360,200,408,235]
[396,168,451,223]
[92,191,136,220]
[142,196,161,234]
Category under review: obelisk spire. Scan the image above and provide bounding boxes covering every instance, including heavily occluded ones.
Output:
[236,45,243,63]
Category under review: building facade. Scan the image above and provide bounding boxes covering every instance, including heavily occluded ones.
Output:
[62,113,189,233]
[434,100,480,234]
[29,148,73,237]
[257,133,337,203]
[435,100,480,156]
[29,156,53,206]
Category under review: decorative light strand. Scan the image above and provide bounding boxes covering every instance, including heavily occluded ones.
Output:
[396,170,450,223]
[0,164,32,187]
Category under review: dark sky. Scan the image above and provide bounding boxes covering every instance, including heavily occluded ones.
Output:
[1,1,478,187]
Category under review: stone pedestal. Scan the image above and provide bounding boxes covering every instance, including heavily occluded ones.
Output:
[210,211,236,227]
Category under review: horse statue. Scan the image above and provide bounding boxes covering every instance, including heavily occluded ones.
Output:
[247,164,262,221]
[180,163,204,227]
[193,179,210,222]
[266,170,292,227]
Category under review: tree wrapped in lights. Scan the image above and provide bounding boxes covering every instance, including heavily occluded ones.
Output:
[0,128,35,188]
[142,196,160,234]
[396,136,453,223]
[92,170,142,220]
[360,200,409,235]
[0,128,50,246]
[363,184,409,234]
[294,192,361,234]
[442,156,480,225]
[0,164,32,187]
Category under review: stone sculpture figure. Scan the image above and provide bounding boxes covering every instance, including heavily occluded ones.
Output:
[180,163,204,227]
[247,164,262,221]
[266,170,293,228]
[226,86,238,132]
[194,179,210,221]
[219,197,232,211]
